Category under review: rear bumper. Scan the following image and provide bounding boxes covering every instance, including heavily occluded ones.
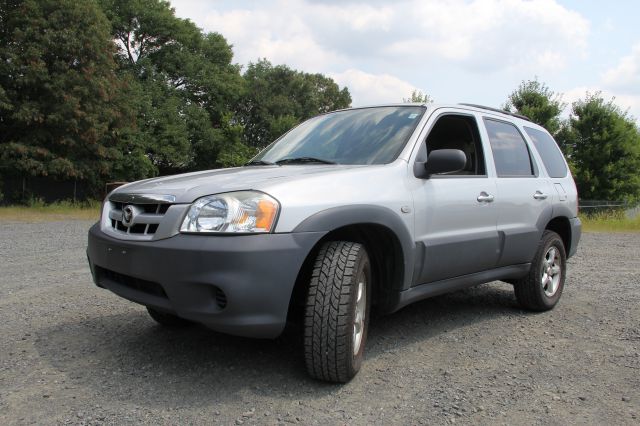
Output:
[87,223,324,338]
[568,216,582,258]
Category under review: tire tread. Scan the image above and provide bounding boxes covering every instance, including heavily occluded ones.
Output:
[304,241,364,382]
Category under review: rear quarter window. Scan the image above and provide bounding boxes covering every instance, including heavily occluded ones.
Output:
[524,127,568,178]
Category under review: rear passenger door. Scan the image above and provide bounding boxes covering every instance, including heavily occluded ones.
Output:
[482,118,553,267]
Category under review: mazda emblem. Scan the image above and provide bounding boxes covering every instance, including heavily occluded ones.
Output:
[122,205,135,226]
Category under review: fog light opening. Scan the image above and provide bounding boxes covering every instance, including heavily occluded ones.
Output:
[214,288,227,309]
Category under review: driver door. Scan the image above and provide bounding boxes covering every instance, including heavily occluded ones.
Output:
[412,111,500,284]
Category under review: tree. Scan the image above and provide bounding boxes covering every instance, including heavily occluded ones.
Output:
[504,79,565,135]
[0,0,133,190]
[403,90,432,103]
[1,0,356,203]
[563,93,640,203]
[237,59,351,149]
[99,0,245,173]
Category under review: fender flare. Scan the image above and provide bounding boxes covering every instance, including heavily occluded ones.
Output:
[293,204,416,289]
[548,203,580,257]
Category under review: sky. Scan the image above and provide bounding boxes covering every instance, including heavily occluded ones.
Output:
[170,0,640,121]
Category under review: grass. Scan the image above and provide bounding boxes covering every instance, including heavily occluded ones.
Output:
[579,209,640,233]
[0,199,101,222]
[0,199,638,232]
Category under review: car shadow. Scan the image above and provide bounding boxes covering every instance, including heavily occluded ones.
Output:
[35,282,523,407]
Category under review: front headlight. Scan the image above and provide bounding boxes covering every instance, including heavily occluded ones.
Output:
[180,191,279,233]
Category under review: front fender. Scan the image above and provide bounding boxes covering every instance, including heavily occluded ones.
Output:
[292,204,416,290]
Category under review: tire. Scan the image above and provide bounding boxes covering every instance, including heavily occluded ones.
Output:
[146,307,192,327]
[514,230,567,311]
[304,241,372,383]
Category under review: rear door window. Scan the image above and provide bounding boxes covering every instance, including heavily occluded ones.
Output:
[524,126,568,178]
[484,118,535,177]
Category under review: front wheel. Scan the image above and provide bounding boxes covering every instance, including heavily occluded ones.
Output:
[304,241,372,383]
[514,230,567,311]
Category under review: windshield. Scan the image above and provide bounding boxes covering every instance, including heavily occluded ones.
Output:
[251,106,425,165]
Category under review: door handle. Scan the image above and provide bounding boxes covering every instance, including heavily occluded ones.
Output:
[477,192,494,203]
[533,191,548,200]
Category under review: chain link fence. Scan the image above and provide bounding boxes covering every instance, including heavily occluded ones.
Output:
[0,176,93,204]
[579,200,639,218]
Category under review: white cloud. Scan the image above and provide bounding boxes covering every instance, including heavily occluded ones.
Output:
[329,69,419,105]
[391,0,589,72]
[169,0,211,19]
[173,0,589,74]
[602,42,640,94]
[198,7,349,71]
[564,42,640,122]
[171,0,594,107]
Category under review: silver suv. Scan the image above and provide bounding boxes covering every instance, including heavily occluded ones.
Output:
[87,103,581,382]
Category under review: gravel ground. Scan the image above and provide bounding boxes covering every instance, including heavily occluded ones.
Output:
[0,220,638,425]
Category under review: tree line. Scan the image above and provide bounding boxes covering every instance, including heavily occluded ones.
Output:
[0,0,351,201]
[2,1,638,204]
[503,80,640,203]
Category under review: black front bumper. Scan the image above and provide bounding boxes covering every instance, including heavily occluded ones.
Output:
[87,223,325,338]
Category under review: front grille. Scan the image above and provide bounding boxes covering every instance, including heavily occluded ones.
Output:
[96,266,168,299]
[108,202,170,236]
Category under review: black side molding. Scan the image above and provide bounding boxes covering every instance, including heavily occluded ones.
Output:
[388,263,531,313]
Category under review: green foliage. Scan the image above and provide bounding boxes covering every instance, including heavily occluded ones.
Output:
[0,0,352,201]
[102,3,349,169]
[100,0,245,175]
[237,59,351,148]
[503,80,640,203]
[0,0,130,184]
[100,0,185,66]
[403,90,433,103]
[562,93,640,203]
[504,79,565,134]
[216,136,256,169]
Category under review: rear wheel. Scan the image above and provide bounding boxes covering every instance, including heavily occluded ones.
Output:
[514,230,567,311]
[304,241,372,383]
[146,307,192,327]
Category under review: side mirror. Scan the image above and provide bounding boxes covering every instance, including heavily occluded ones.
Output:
[415,149,467,178]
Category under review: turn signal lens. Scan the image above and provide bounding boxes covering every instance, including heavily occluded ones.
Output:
[256,199,278,231]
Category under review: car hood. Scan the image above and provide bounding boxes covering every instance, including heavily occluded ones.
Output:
[111,165,365,203]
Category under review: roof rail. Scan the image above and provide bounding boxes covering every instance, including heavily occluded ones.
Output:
[458,103,531,122]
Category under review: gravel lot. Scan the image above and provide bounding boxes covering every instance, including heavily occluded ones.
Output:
[0,220,638,425]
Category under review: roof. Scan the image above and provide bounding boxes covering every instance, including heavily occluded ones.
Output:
[457,103,531,121]
[329,103,536,127]
[346,102,531,121]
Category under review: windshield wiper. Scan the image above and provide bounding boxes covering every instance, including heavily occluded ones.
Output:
[244,159,276,166]
[275,157,337,165]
